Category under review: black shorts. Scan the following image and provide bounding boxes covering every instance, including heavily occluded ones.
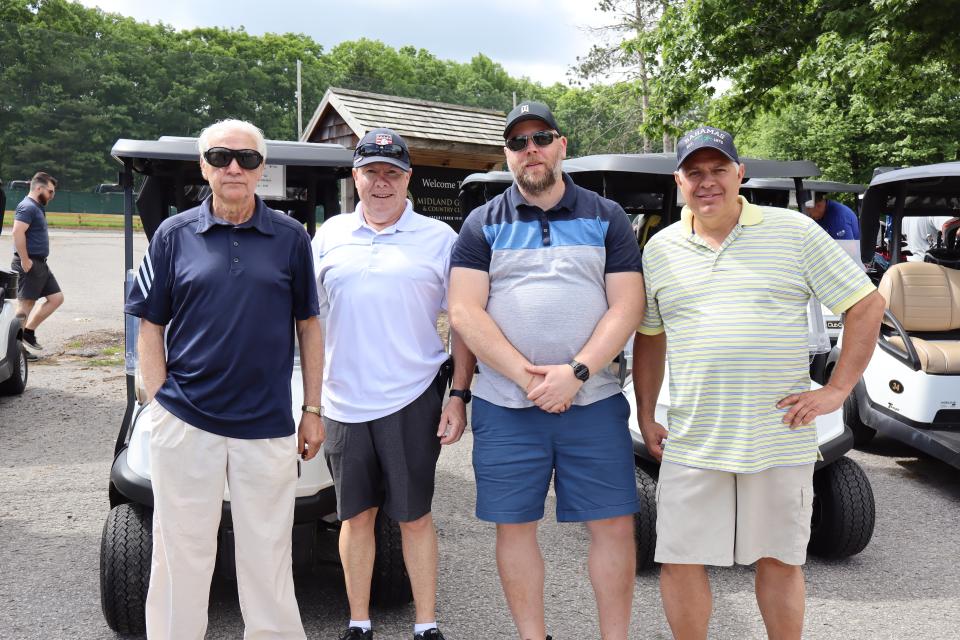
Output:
[12,255,61,300]
[323,376,445,522]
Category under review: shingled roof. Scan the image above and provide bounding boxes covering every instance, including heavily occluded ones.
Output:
[301,87,506,171]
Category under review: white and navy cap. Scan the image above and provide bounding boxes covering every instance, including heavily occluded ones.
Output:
[354,128,411,171]
[676,126,739,168]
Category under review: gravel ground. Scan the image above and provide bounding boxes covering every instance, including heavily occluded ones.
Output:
[1,230,958,639]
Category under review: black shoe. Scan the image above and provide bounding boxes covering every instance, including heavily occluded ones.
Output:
[414,629,445,640]
[340,628,372,640]
[22,332,42,352]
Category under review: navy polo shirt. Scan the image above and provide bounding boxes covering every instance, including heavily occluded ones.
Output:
[14,196,50,257]
[125,196,319,439]
[451,173,642,408]
[818,200,860,240]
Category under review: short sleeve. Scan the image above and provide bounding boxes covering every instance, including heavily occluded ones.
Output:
[801,222,875,314]
[14,201,36,225]
[291,228,320,321]
[637,249,664,335]
[125,229,173,325]
[603,203,643,273]
[450,209,491,272]
[312,229,330,319]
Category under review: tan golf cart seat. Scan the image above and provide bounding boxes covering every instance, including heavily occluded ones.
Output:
[879,262,960,373]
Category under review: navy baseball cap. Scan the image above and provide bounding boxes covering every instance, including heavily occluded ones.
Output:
[504,101,561,138]
[676,126,739,168]
[354,128,411,171]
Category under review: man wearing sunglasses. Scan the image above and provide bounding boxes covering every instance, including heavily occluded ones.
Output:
[448,102,645,640]
[10,171,64,356]
[312,128,475,640]
[126,119,322,640]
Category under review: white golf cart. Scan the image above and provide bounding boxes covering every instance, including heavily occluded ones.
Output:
[834,161,960,465]
[100,137,412,636]
[0,268,28,395]
[460,155,876,570]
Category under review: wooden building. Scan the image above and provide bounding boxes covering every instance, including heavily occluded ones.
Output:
[301,87,506,229]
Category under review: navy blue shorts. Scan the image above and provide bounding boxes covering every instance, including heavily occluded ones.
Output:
[471,393,640,524]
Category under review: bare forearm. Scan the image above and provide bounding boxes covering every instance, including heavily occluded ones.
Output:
[829,291,885,394]
[632,332,666,423]
[574,272,645,375]
[574,300,644,375]
[450,304,531,387]
[12,230,29,260]
[450,329,476,390]
[297,316,324,406]
[138,319,167,402]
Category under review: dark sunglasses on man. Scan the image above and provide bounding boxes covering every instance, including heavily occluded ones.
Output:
[505,130,560,152]
[203,147,265,170]
[354,142,407,160]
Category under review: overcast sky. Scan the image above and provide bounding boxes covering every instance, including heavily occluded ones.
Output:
[76,0,616,85]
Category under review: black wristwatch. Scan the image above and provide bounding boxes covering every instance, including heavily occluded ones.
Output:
[570,360,590,382]
[449,389,472,404]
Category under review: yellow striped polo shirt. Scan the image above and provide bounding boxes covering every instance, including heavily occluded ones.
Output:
[639,197,875,473]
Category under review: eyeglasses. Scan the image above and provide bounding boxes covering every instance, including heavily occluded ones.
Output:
[203,147,264,170]
[505,130,560,152]
[355,143,408,160]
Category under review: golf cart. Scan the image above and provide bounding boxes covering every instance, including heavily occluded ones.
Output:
[461,154,876,569]
[0,268,27,396]
[835,161,960,465]
[740,178,868,345]
[100,136,411,636]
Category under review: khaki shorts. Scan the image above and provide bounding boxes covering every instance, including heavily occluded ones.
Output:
[655,461,815,566]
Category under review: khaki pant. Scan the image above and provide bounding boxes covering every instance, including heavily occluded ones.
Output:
[145,403,305,640]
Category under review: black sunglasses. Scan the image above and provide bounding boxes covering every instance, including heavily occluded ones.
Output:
[355,142,407,160]
[203,147,264,170]
[505,130,559,152]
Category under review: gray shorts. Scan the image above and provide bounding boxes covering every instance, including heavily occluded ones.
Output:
[323,378,444,522]
[12,255,61,300]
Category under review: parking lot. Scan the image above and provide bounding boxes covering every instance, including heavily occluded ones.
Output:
[1,229,959,639]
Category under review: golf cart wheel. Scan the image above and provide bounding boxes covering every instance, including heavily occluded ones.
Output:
[100,502,152,634]
[0,341,27,395]
[634,465,658,571]
[370,510,413,607]
[843,393,876,447]
[808,456,875,559]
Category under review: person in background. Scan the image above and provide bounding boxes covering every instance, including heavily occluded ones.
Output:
[804,193,860,240]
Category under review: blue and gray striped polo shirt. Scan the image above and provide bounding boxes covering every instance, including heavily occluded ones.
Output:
[452,173,642,408]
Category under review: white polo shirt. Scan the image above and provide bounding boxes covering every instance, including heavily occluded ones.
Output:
[313,200,457,422]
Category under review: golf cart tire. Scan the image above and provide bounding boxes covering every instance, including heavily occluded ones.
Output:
[100,502,152,634]
[843,393,876,448]
[0,340,27,395]
[370,511,413,607]
[634,465,658,571]
[808,456,875,559]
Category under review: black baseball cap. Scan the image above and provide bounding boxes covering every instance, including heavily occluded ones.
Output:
[354,128,411,171]
[503,101,561,139]
[676,126,739,168]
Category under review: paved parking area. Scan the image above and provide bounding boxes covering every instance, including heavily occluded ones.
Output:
[1,230,958,639]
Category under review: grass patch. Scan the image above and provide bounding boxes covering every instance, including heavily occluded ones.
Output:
[88,357,123,367]
[66,340,83,349]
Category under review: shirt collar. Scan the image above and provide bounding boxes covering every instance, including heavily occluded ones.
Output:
[507,172,579,214]
[196,195,275,235]
[351,199,416,234]
[680,195,763,235]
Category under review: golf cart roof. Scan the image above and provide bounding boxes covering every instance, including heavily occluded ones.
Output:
[460,155,820,187]
[741,178,865,194]
[860,161,960,262]
[111,136,353,168]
